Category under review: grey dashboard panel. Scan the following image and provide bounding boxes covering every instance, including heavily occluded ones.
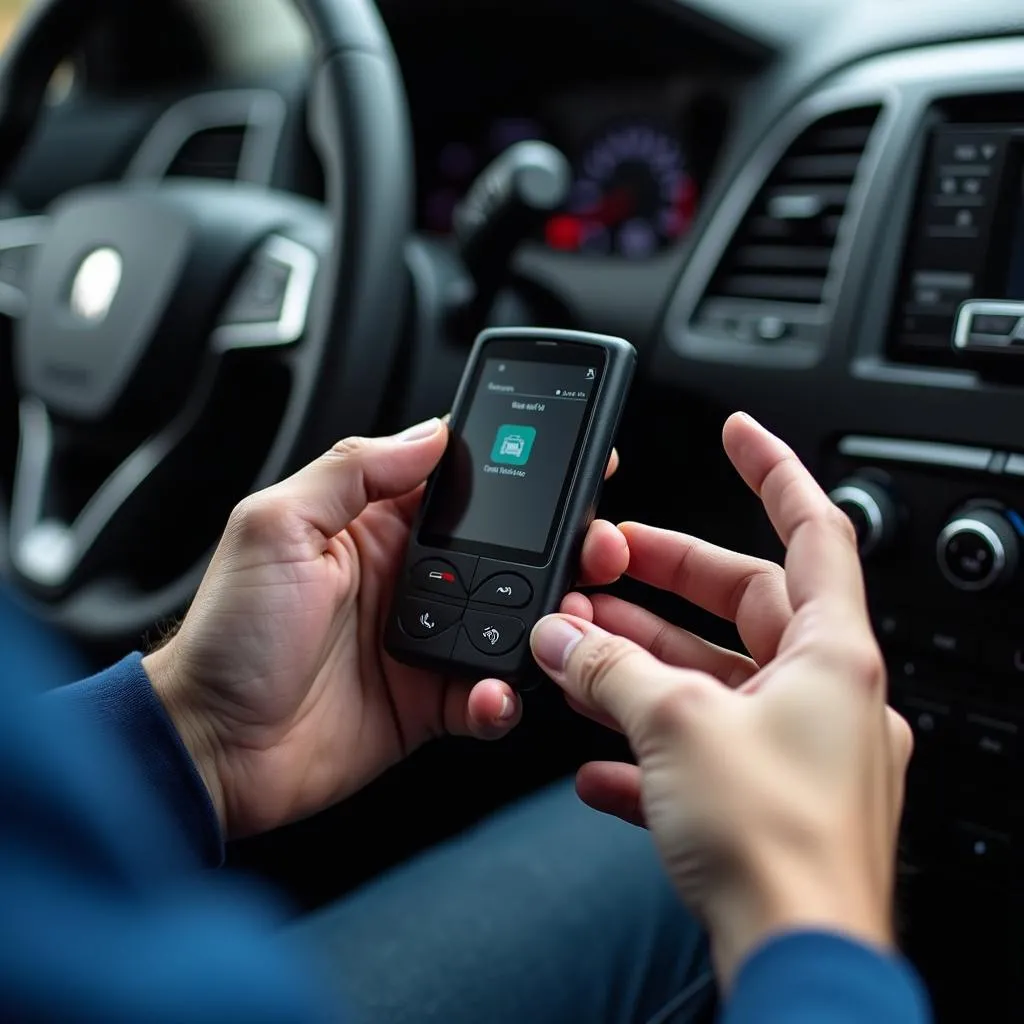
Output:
[655,35,1024,455]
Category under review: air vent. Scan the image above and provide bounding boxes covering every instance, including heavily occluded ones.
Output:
[702,106,881,307]
[164,125,247,181]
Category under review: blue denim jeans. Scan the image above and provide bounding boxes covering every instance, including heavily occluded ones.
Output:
[296,780,715,1024]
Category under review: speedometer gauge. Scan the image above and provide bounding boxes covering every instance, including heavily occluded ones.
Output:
[545,123,697,259]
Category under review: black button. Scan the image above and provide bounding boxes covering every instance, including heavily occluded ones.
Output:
[899,696,952,752]
[962,713,1018,763]
[462,610,526,656]
[471,573,533,609]
[872,610,909,648]
[951,822,1012,874]
[398,598,463,640]
[913,620,978,661]
[222,257,291,325]
[941,530,997,586]
[411,559,468,599]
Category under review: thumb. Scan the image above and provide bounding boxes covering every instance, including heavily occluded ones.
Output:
[531,614,724,744]
[272,417,447,539]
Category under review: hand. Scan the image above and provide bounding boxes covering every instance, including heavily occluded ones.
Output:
[529,413,912,983]
[144,418,628,840]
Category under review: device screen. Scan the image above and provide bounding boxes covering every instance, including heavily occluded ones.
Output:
[420,342,606,564]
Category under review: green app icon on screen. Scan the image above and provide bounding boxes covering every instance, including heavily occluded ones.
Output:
[491,424,537,466]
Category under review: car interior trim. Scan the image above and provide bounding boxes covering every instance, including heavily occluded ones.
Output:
[837,435,994,471]
[211,234,319,352]
[662,81,897,367]
[125,88,287,185]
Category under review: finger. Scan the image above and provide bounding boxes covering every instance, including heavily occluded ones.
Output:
[445,678,522,740]
[722,413,867,621]
[587,593,757,687]
[605,447,620,480]
[531,614,724,740]
[560,591,595,620]
[265,418,448,541]
[618,522,791,665]
[577,520,629,587]
[576,761,646,828]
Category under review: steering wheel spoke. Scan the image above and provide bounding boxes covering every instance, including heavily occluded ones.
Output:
[0,215,49,318]
[10,397,186,589]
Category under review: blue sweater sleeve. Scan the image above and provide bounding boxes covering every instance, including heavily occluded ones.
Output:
[0,654,335,1023]
[723,931,933,1024]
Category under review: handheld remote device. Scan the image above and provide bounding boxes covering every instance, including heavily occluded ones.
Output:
[384,327,636,686]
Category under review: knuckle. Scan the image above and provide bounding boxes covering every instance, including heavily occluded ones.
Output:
[329,435,371,461]
[573,634,634,692]
[228,492,289,542]
[644,680,704,739]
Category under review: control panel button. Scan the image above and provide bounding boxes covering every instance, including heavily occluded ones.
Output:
[936,508,1019,591]
[962,713,1018,764]
[828,478,897,558]
[411,559,468,599]
[951,822,1012,875]
[398,597,463,640]
[872,610,909,647]
[913,620,978,662]
[471,573,533,608]
[898,695,952,754]
[462,610,526,656]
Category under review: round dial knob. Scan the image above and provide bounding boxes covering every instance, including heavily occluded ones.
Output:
[937,508,1019,592]
[829,478,897,557]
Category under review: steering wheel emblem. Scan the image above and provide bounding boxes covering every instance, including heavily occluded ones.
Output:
[69,247,123,323]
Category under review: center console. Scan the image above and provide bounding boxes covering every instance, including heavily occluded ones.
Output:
[651,37,1024,1015]
[890,100,1024,365]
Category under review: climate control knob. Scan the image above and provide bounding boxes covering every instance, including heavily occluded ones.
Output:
[937,508,1019,592]
[829,478,897,557]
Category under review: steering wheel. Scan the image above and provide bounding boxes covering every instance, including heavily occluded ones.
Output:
[0,0,412,637]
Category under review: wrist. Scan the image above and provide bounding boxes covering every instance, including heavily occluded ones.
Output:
[142,642,228,835]
[710,849,894,985]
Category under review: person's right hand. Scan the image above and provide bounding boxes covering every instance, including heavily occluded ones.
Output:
[528,412,913,984]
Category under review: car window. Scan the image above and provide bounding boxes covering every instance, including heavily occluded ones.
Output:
[0,0,28,49]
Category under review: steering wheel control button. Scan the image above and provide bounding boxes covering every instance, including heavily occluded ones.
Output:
[223,256,292,325]
[462,610,526,656]
[953,300,1024,354]
[471,573,533,608]
[829,478,897,558]
[398,598,463,641]
[937,509,1019,591]
[212,236,319,352]
[412,558,469,599]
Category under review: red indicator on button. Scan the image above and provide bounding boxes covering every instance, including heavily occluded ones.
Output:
[428,570,456,583]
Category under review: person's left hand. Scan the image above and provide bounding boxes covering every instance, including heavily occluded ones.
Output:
[144,417,628,840]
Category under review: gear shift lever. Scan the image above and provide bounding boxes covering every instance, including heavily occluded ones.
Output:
[452,140,571,328]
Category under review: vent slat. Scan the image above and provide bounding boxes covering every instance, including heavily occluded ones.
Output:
[700,106,880,308]
[166,126,247,181]
[734,245,833,271]
[721,274,827,303]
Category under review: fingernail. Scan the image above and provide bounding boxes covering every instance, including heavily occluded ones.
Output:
[531,617,585,674]
[396,417,442,442]
[498,694,517,720]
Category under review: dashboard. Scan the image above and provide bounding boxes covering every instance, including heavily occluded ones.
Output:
[416,79,728,259]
